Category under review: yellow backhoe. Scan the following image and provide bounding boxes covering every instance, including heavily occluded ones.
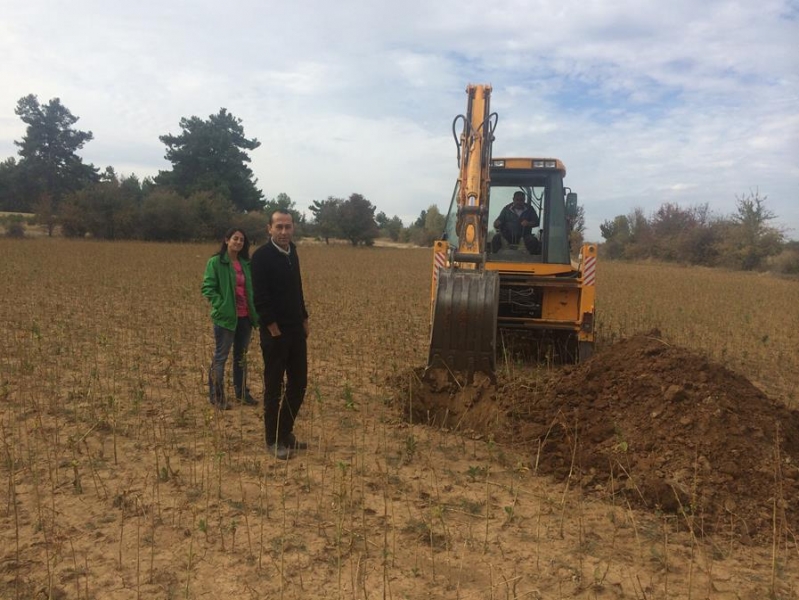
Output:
[428,84,596,380]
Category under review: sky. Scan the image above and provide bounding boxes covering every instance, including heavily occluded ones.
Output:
[1,0,797,241]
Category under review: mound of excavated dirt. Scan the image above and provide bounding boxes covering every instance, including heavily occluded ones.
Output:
[395,333,799,541]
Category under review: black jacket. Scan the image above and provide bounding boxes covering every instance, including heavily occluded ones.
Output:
[251,241,308,332]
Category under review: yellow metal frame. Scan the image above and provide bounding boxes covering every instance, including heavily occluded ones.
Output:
[576,243,597,344]
[491,157,567,174]
[431,242,598,341]
[484,262,573,275]
[430,240,450,307]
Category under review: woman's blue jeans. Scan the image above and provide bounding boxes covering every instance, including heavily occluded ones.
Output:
[208,317,252,404]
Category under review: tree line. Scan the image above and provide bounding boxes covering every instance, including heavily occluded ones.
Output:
[599,192,798,273]
[2,94,794,274]
[0,95,446,246]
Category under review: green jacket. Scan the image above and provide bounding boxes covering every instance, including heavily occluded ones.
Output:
[202,254,259,330]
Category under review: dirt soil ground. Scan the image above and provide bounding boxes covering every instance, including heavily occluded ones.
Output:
[402,331,799,543]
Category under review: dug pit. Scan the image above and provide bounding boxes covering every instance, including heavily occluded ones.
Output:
[394,332,799,542]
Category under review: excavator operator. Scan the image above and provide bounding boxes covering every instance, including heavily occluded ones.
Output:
[491,191,541,254]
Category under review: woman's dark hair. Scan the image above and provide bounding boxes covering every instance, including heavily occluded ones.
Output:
[216,228,251,260]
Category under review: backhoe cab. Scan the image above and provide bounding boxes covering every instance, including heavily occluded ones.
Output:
[427,85,596,380]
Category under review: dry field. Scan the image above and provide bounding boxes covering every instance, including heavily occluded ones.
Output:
[0,238,797,600]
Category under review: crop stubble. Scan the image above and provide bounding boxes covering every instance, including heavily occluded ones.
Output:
[0,238,797,599]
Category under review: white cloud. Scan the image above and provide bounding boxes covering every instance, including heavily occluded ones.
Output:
[0,0,796,237]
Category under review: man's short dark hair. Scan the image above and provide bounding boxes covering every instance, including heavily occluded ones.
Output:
[269,208,294,224]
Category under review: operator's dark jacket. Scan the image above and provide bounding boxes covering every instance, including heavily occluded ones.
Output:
[250,241,308,333]
[495,203,539,242]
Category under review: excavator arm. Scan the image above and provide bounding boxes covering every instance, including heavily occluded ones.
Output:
[452,84,496,261]
[428,85,500,379]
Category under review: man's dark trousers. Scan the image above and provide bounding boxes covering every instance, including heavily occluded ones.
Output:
[260,328,307,446]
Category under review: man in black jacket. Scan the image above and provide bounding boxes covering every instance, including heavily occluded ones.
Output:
[491,191,541,254]
[251,209,309,459]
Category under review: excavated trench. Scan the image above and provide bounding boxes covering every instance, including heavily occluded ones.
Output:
[392,332,799,542]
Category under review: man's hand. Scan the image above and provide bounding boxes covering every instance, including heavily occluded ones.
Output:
[267,322,282,337]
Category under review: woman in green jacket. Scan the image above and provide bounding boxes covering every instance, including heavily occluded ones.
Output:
[202,228,259,409]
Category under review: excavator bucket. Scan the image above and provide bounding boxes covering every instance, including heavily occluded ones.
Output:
[428,270,500,379]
